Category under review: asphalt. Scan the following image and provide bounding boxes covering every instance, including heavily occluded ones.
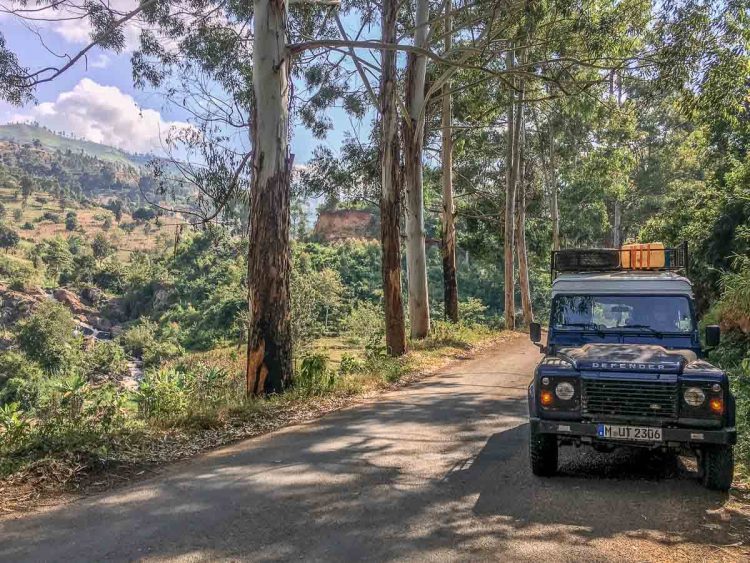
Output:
[1,334,746,562]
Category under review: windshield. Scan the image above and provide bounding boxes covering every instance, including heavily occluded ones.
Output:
[552,295,694,333]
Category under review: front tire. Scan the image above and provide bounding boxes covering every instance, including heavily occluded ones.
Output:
[700,445,734,491]
[530,427,558,477]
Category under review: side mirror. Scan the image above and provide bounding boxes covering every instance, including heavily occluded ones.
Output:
[529,322,542,343]
[705,325,721,348]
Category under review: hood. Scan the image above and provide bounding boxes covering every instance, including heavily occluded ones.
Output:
[557,343,697,374]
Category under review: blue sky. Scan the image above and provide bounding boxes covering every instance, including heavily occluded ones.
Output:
[0,15,358,162]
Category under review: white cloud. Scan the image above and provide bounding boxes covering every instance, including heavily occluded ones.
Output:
[12,78,190,154]
[89,54,111,69]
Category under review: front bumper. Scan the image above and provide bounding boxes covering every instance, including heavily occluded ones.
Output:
[530,417,736,447]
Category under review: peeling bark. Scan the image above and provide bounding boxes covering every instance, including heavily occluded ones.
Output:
[403,0,430,338]
[246,0,293,395]
[380,0,406,356]
[441,3,458,324]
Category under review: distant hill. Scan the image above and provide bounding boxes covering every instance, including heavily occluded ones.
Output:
[0,123,151,168]
[0,123,187,206]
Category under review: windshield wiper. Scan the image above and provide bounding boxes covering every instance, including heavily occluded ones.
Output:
[557,323,605,336]
[616,324,664,338]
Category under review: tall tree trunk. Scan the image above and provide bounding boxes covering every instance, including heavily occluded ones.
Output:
[246,0,293,395]
[504,48,517,331]
[516,126,532,325]
[549,118,560,251]
[441,1,458,324]
[380,0,406,356]
[403,0,430,338]
[613,201,622,247]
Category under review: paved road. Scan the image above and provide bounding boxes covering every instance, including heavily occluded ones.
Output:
[1,334,747,562]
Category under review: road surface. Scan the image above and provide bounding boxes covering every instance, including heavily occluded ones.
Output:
[1,334,747,561]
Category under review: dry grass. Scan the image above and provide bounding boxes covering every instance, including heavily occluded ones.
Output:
[0,329,509,515]
[0,186,171,259]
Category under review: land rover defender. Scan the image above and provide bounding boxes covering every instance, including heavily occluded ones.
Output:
[527,243,737,490]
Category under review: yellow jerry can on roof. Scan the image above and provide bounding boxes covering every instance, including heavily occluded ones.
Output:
[620,242,666,269]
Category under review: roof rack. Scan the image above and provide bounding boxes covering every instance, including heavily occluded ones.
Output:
[551,241,689,279]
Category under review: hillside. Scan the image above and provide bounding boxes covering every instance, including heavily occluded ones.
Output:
[0,123,187,205]
[0,123,150,168]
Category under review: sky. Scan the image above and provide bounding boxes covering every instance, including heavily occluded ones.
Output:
[0,13,357,162]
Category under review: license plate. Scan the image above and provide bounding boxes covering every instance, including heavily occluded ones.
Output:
[597,424,662,442]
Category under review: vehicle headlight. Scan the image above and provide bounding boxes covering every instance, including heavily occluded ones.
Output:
[555,381,575,401]
[683,387,706,407]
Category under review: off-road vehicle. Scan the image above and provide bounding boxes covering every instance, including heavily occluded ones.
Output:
[528,242,736,490]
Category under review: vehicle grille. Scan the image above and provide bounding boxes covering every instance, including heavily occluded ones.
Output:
[582,378,678,420]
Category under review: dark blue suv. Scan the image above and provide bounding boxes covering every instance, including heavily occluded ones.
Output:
[527,246,736,490]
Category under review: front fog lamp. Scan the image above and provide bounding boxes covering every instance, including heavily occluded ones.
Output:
[683,387,706,407]
[555,381,575,401]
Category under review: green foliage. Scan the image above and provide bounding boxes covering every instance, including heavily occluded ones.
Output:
[338,353,363,375]
[41,211,61,223]
[709,332,750,469]
[83,341,130,381]
[91,232,114,260]
[36,237,73,281]
[0,253,36,288]
[342,301,384,345]
[65,211,78,231]
[0,402,30,458]
[290,267,345,347]
[15,300,80,374]
[0,223,19,252]
[294,353,335,396]
[119,319,182,367]
[0,351,43,408]
[135,363,237,425]
[458,297,489,325]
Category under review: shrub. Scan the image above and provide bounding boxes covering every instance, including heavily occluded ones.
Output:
[41,211,61,223]
[0,403,30,457]
[0,351,44,408]
[135,368,188,421]
[13,209,23,222]
[135,363,235,424]
[16,300,81,374]
[65,212,78,231]
[39,237,74,281]
[0,223,20,252]
[21,221,33,230]
[132,207,157,222]
[0,254,36,285]
[83,340,129,381]
[27,378,130,456]
[92,233,114,260]
[290,268,345,347]
[458,297,489,325]
[119,319,182,367]
[342,301,384,345]
[295,353,335,396]
[93,257,127,292]
[339,353,363,375]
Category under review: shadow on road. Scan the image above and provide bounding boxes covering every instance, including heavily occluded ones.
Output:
[1,365,745,561]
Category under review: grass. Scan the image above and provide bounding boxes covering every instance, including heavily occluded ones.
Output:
[0,326,508,513]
